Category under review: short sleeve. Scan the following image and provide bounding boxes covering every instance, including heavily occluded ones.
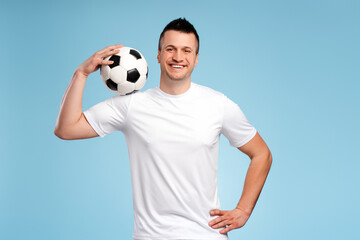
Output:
[83,94,132,137]
[221,95,257,148]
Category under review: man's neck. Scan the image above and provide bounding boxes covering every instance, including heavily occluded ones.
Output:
[159,78,191,95]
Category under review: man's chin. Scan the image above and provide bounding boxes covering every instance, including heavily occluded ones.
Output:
[166,74,188,81]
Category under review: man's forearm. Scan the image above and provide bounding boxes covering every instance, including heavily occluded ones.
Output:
[236,151,272,215]
[55,70,87,132]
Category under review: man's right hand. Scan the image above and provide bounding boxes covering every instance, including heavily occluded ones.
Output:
[76,44,123,77]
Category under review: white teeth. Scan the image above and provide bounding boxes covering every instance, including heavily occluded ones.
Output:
[171,65,184,68]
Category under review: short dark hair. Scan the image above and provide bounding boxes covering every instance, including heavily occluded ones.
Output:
[158,18,199,54]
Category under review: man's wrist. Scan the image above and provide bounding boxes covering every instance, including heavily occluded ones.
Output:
[235,205,253,216]
[74,68,89,80]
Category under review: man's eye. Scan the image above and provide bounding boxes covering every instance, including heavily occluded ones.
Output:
[184,49,191,53]
[167,48,174,51]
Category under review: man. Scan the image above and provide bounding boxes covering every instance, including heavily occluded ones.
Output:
[54,18,272,240]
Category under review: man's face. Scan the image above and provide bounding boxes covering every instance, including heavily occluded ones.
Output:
[157,30,199,82]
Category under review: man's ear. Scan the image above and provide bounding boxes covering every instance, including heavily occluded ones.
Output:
[157,50,160,63]
[195,53,199,67]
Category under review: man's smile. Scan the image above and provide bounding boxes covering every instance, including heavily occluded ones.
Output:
[169,64,186,70]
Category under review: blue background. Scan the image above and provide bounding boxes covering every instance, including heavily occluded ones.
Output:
[1,0,359,239]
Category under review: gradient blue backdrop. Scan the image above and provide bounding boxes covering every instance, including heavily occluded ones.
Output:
[1,0,359,239]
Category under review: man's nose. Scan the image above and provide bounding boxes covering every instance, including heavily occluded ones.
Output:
[172,50,183,62]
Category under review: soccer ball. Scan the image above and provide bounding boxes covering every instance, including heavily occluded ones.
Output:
[100,46,148,95]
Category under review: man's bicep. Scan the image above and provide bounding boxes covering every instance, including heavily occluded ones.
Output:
[76,113,100,139]
[56,113,99,140]
[237,132,270,159]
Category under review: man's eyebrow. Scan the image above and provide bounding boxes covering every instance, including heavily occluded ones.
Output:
[165,44,194,50]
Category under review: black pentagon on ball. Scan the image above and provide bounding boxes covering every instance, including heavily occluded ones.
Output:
[127,68,140,83]
[106,79,118,91]
[109,55,120,69]
[129,49,142,60]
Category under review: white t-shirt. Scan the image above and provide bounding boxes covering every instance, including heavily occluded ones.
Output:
[84,82,257,240]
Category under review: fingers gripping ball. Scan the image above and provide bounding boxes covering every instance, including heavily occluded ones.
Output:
[100,47,148,95]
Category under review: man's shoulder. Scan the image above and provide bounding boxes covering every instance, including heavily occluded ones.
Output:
[110,88,152,101]
[192,82,225,98]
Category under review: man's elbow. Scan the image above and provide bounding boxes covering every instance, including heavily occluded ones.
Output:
[254,148,272,169]
[265,149,273,170]
[54,127,72,140]
[268,150,273,166]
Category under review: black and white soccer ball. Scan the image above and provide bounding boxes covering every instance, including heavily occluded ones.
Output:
[100,46,148,95]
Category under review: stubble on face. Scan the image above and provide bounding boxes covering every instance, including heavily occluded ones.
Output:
[157,30,199,83]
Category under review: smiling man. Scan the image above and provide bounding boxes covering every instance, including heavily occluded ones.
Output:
[157,29,199,92]
[54,18,272,240]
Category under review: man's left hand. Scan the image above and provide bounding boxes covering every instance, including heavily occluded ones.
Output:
[208,208,251,234]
